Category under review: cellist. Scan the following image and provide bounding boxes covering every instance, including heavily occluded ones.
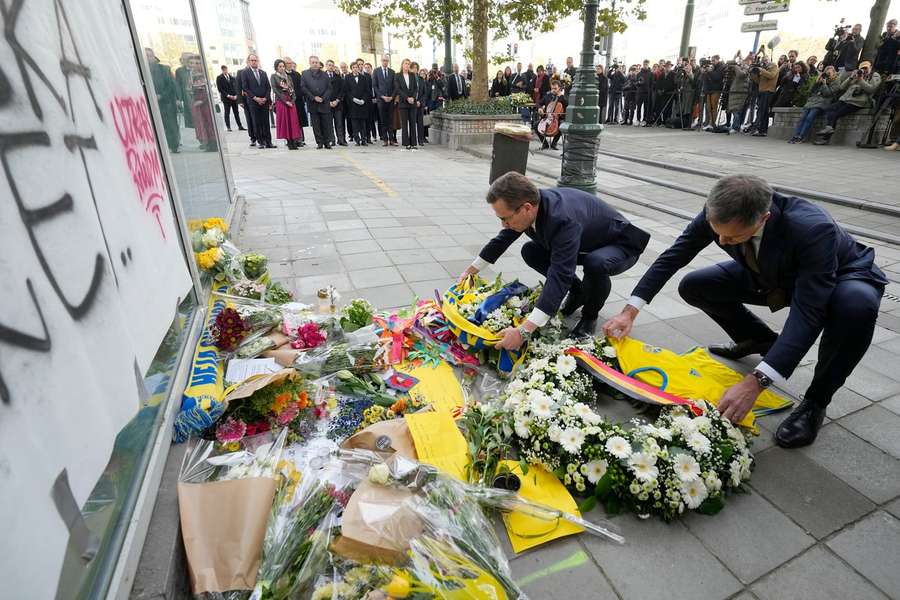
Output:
[537,79,567,150]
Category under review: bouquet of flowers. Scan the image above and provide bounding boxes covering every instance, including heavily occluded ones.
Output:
[453,275,539,335]
[190,218,237,283]
[509,92,533,107]
[339,298,375,333]
[230,279,294,305]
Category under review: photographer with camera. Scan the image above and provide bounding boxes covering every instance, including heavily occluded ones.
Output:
[606,64,625,124]
[788,66,838,143]
[814,61,882,144]
[825,22,865,72]
[874,19,900,77]
[726,53,753,134]
[700,55,726,130]
[775,62,809,108]
[749,53,779,136]
[635,60,653,125]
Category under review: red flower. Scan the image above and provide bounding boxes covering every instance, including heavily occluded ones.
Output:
[216,416,247,443]
[290,322,327,349]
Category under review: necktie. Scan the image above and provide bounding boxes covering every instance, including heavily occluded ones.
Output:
[457,74,461,90]
[253,69,259,83]
[742,241,760,274]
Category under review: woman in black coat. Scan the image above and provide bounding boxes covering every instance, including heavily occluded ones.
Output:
[490,69,510,97]
[346,62,371,145]
[395,58,419,149]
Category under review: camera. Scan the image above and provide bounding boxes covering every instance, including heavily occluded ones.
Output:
[832,23,852,38]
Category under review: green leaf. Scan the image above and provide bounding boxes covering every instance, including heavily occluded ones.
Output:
[696,495,725,516]
[594,472,613,498]
[604,494,623,515]
[578,495,598,513]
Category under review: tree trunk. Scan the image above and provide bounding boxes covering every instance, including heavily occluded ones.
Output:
[470,0,489,101]
[861,0,892,63]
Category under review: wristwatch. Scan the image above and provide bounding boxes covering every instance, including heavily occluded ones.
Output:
[516,325,534,342]
[751,369,773,389]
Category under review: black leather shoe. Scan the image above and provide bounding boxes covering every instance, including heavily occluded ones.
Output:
[775,397,826,448]
[708,339,774,360]
[560,289,584,317]
[571,317,598,339]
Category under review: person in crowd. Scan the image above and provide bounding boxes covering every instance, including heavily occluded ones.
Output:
[564,56,577,80]
[674,62,697,129]
[363,61,378,143]
[215,65,244,132]
[448,63,468,100]
[749,53,779,137]
[187,55,216,151]
[701,55,726,129]
[465,63,474,80]
[532,65,551,105]
[373,54,397,146]
[510,62,529,94]
[623,65,638,125]
[340,61,353,142]
[652,61,676,124]
[396,58,419,150]
[607,64,625,123]
[788,66,838,143]
[602,174,886,448]
[490,69,510,97]
[596,64,608,125]
[461,171,650,344]
[300,55,334,149]
[427,64,445,111]
[270,59,302,150]
[175,52,195,129]
[324,60,347,146]
[874,18,900,76]
[236,56,257,146]
[536,79,567,150]
[144,48,180,153]
[814,61,882,144]
[635,60,653,125]
[409,62,431,148]
[826,23,865,72]
[284,58,307,146]
[774,61,808,107]
[346,61,370,146]
[726,55,753,134]
[806,55,820,74]
[240,53,274,148]
[503,65,513,88]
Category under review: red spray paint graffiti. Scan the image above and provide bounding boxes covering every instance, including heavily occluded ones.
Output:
[110,95,167,239]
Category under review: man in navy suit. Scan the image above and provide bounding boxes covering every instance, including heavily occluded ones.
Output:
[239,54,274,148]
[461,172,650,345]
[373,54,397,145]
[603,174,887,448]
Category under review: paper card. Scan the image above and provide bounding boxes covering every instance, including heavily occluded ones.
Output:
[499,460,584,554]
[395,359,465,414]
[224,358,280,384]
[384,370,419,392]
[404,411,469,481]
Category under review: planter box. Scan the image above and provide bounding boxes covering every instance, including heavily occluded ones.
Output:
[430,111,524,150]
[770,106,890,145]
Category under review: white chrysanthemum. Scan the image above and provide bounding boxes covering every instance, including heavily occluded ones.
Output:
[503,391,525,409]
[681,478,709,509]
[548,424,563,442]
[556,354,577,376]
[672,415,696,436]
[673,454,701,482]
[201,228,224,248]
[529,358,549,372]
[729,460,742,487]
[628,452,659,482]
[507,380,525,394]
[585,459,608,484]
[705,472,722,493]
[606,435,631,459]
[643,424,673,441]
[691,415,711,433]
[531,393,554,419]
[686,431,712,455]
[602,345,617,358]
[514,419,531,439]
[507,295,523,308]
[560,428,586,454]
[529,371,545,385]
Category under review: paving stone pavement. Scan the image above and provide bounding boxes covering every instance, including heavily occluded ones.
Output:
[226,127,900,600]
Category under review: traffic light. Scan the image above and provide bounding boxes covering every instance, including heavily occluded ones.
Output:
[506,43,511,55]
[594,34,602,52]
[513,43,518,55]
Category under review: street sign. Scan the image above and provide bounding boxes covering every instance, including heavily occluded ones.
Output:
[744,2,789,15]
[741,20,778,33]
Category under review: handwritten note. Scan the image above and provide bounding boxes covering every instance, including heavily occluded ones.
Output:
[405,411,469,480]
[224,358,279,384]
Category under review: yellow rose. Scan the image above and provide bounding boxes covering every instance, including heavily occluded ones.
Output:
[203,217,228,233]
[383,574,411,598]
[187,219,204,231]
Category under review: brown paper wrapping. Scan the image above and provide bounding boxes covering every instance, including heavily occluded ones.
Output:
[337,480,423,562]
[340,419,418,459]
[223,368,296,403]
[178,477,277,594]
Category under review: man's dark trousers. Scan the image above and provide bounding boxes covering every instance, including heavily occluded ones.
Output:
[521,241,639,319]
[249,100,271,145]
[309,109,334,146]
[223,99,242,129]
[243,97,256,142]
[678,260,883,407]
[377,99,396,142]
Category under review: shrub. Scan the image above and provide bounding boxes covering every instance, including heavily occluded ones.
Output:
[437,97,521,115]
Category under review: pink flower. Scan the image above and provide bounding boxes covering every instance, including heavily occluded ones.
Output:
[291,322,327,349]
[314,404,329,419]
[276,404,300,425]
[216,417,247,443]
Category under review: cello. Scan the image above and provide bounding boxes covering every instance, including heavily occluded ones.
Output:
[537,91,564,137]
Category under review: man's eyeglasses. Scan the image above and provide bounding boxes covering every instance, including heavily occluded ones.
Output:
[497,205,524,226]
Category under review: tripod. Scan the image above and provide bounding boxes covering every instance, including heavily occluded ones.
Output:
[857,77,899,148]
[652,93,677,127]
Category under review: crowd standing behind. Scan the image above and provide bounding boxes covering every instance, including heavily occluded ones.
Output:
[151,18,899,155]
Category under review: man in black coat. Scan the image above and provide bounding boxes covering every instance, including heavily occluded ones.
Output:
[300,55,334,149]
[362,61,378,143]
[595,64,608,125]
[652,62,676,124]
[461,172,650,343]
[510,62,529,94]
[239,54,274,148]
[236,58,256,145]
[825,23,866,71]
[373,54,397,145]
[325,59,347,146]
[215,65,243,131]
[635,60,653,124]
[603,175,886,448]
[607,65,625,123]
[447,64,469,100]
[346,62,371,145]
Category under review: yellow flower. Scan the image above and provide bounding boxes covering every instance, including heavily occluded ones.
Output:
[203,217,228,233]
[196,247,223,270]
[383,573,411,598]
[187,219,204,231]
[225,441,240,452]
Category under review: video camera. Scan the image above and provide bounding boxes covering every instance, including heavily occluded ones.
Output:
[831,22,852,39]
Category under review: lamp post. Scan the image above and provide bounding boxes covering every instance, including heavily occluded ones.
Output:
[443,0,452,74]
[558,0,603,191]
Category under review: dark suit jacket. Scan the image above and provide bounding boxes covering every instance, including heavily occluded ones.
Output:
[447,73,468,100]
[373,66,396,99]
[216,73,237,102]
[490,78,510,97]
[632,193,887,379]
[478,188,650,316]
[345,73,371,118]
[510,71,529,92]
[395,72,419,108]
[287,70,307,125]
[326,71,344,109]
[300,68,332,113]
[416,75,429,105]
[240,68,271,104]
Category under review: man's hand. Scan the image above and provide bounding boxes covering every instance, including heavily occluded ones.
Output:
[717,374,762,424]
[458,265,479,283]
[329,100,338,107]
[602,306,638,339]
[314,96,323,103]
[381,95,392,102]
[495,327,525,351]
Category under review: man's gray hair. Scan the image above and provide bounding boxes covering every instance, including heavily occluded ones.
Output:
[705,174,774,225]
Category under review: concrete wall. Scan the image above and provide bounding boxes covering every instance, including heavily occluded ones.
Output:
[769,107,891,145]
[431,112,523,150]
